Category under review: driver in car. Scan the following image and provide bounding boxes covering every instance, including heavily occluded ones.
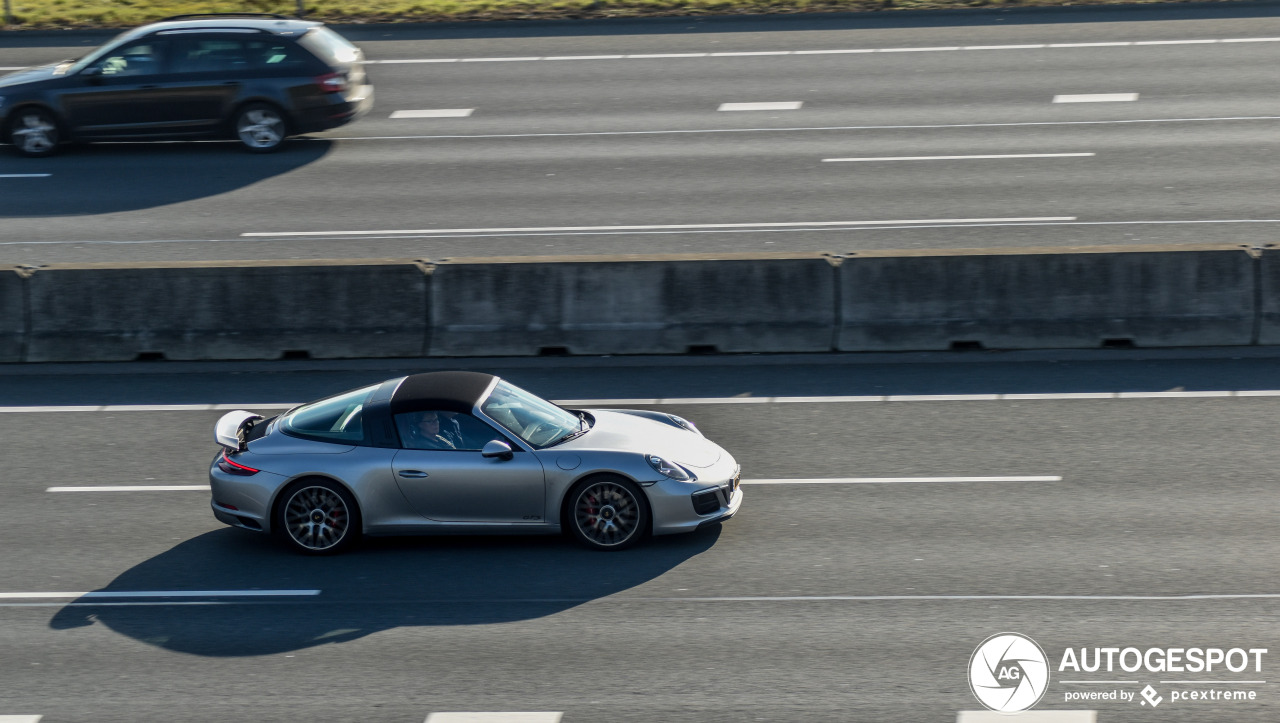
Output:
[404,411,462,450]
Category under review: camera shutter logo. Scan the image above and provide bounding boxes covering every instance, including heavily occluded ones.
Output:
[969,633,1051,712]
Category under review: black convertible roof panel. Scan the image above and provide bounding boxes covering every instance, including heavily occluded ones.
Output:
[389,371,497,415]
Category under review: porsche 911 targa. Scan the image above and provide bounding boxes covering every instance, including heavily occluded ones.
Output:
[211,371,742,554]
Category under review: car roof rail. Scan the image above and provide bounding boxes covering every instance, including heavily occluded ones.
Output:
[157,12,296,22]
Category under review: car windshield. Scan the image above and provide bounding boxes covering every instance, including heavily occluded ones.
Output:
[70,30,134,73]
[480,380,582,448]
[280,383,377,443]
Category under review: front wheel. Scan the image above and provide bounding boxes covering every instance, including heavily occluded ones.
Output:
[233,103,287,153]
[566,476,650,551]
[8,107,61,158]
[274,479,361,555]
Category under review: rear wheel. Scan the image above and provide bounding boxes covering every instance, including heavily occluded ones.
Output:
[233,102,287,153]
[8,107,60,158]
[566,475,649,551]
[274,478,360,555]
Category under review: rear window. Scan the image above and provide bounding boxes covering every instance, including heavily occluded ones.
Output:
[298,27,360,65]
[281,384,377,443]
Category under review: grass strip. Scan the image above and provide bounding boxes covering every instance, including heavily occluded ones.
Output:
[1,0,1235,31]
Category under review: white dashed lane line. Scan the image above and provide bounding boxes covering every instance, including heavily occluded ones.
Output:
[358,36,1280,64]
[425,714,563,723]
[43,478,1060,493]
[822,153,1094,162]
[718,101,803,111]
[1054,93,1140,103]
[0,174,50,178]
[957,712,1096,723]
[0,717,42,723]
[390,109,474,118]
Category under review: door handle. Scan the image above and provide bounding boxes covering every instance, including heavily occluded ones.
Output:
[398,470,429,478]
[140,84,158,89]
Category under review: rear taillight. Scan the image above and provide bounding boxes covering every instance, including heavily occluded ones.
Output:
[217,451,259,476]
[314,72,347,93]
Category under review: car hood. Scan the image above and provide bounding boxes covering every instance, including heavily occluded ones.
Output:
[0,62,70,88]
[555,410,723,468]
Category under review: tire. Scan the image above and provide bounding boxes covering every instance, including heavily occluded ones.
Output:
[274,478,361,555]
[565,475,650,551]
[7,106,61,158]
[233,102,288,153]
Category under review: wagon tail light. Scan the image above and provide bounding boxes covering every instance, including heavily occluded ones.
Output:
[314,72,347,93]
[217,451,259,476]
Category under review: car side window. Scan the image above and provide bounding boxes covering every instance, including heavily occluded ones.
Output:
[396,411,507,452]
[246,40,314,71]
[172,38,250,74]
[88,40,167,77]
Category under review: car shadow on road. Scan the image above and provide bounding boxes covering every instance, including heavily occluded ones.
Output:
[2,138,332,216]
[47,524,720,657]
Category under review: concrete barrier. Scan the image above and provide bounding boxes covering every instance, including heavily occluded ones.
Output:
[429,253,838,356]
[25,260,430,362]
[838,245,1256,351]
[0,268,24,363]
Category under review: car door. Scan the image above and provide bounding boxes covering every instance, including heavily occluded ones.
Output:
[58,37,177,137]
[163,32,259,131]
[391,411,547,523]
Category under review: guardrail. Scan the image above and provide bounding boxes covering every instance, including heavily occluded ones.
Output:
[0,244,1267,362]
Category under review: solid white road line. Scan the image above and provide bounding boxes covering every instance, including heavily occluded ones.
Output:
[1054,93,1140,103]
[0,174,50,178]
[823,153,1094,162]
[240,217,1072,237]
[390,109,474,119]
[958,713,1096,723]
[426,714,563,723]
[5,391,1280,415]
[354,36,1280,65]
[0,590,319,599]
[0,717,42,723]
[718,101,803,111]
[47,485,210,492]
[744,476,1061,485]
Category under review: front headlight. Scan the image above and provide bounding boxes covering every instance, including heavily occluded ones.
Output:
[666,414,701,435]
[647,454,696,481]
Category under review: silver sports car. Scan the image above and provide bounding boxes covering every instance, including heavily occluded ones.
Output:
[210,371,742,554]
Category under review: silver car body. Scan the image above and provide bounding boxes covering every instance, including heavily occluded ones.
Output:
[209,373,742,545]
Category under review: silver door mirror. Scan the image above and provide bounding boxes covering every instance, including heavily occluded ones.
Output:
[481,439,514,460]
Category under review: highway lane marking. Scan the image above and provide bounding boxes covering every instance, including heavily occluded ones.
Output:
[360,36,1280,64]
[48,485,210,492]
[1054,93,1140,103]
[744,476,1061,484]
[823,153,1095,162]
[426,714,562,723]
[0,717,42,723]
[0,590,319,599]
[0,174,50,178]
[958,713,1095,723]
[42,478,1058,492]
[7,391,1280,414]
[323,114,1280,141]
[240,217,1075,237]
[718,101,803,111]
[390,109,474,119]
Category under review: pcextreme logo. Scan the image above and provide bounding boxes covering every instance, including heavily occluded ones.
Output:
[968,632,1051,712]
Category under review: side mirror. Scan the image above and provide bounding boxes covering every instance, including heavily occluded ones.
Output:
[481,439,514,460]
[80,66,102,77]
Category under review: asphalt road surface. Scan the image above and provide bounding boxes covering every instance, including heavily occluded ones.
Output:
[5,5,1280,262]
[2,348,1280,722]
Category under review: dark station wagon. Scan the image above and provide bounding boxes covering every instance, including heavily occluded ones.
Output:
[0,13,374,156]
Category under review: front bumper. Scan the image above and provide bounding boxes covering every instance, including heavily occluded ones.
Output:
[648,461,743,536]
